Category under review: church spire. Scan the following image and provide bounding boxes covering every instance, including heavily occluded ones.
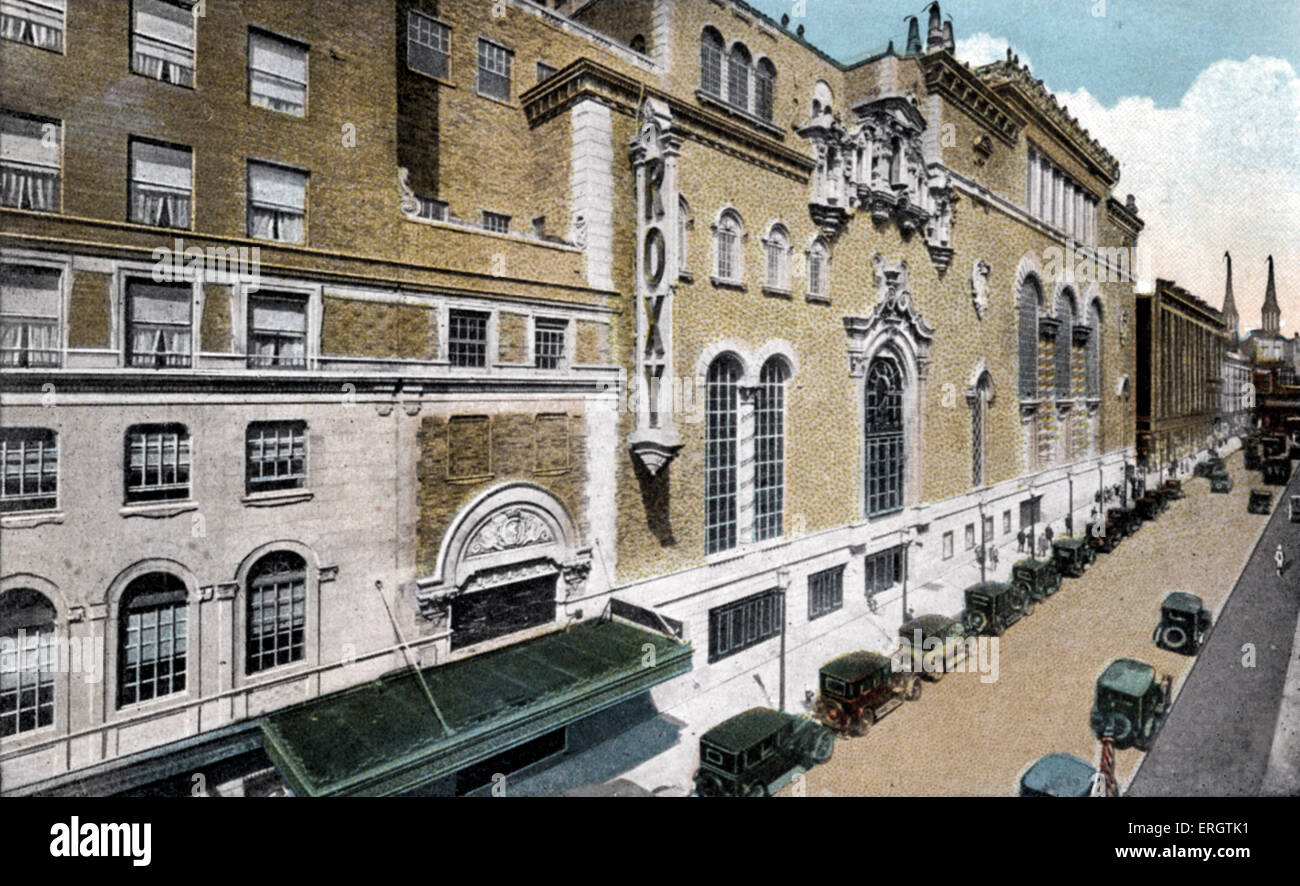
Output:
[1262,254,1281,335]
[1222,251,1238,338]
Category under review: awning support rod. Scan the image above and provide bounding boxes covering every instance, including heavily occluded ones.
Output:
[374,580,454,736]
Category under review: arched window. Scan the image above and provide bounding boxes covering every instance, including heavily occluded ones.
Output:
[1055,289,1075,399]
[754,358,787,542]
[0,587,56,737]
[889,137,904,186]
[764,224,789,290]
[754,58,776,121]
[1086,300,1102,397]
[246,551,307,674]
[971,373,993,488]
[700,28,723,97]
[678,195,691,274]
[865,357,905,516]
[705,357,740,554]
[727,43,751,110]
[807,238,829,299]
[1018,277,1041,398]
[629,34,646,54]
[714,210,743,282]
[118,572,187,707]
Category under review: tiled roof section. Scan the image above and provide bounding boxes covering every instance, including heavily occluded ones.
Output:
[974,59,1121,183]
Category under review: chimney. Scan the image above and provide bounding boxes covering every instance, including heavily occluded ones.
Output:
[905,16,921,55]
[1222,252,1238,338]
[927,3,944,52]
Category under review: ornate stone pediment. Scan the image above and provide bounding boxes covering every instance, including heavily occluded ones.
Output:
[466,508,555,558]
[843,256,936,379]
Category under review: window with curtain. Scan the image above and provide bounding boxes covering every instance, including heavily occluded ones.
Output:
[705,356,740,554]
[865,357,904,516]
[247,161,306,243]
[727,43,751,110]
[247,291,307,368]
[715,211,741,282]
[700,28,723,97]
[753,359,786,542]
[246,420,307,493]
[250,29,308,116]
[246,551,307,673]
[118,572,187,707]
[754,58,775,121]
[124,423,191,503]
[406,10,449,80]
[808,239,828,299]
[1055,291,1074,399]
[476,38,512,101]
[129,138,191,229]
[0,427,57,513]
[1018,278,1040,398]
[132,0,195,87]
[126,279,191,368]
[0,264,61,367]
[0,110,60,212]
[764,225,789,290]
[0,587,56,737]
[1,0,64,51]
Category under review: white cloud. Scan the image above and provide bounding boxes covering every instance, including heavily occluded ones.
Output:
[954,32,1031,71]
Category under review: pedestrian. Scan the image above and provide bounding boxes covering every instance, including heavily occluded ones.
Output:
[1277,544,1287,579]
[1017,529,1025,552]
[1045,524,1055,546]
[989,545,999,571]
[1064,514,1073,536]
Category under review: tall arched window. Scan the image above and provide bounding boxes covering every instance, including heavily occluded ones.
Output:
[0,587,56,737]
[727,43,751,110]
[754,58,776,120]
[754,358,787,542]
[677,196,692,274]
[246,551,307,673]
[705,357,740,554]
[865,357,905,516]
[1086,300,1102,397]
[714,210,743,282]
[971,373,992,488]
[1055,289,1075,399]
[807,238,829,300]
[1018,277,1041,398]
[700,28,723,97]
[764,224,789,290]
[118,572,187,707]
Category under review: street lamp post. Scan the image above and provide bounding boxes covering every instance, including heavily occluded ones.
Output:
[776,566,790,713]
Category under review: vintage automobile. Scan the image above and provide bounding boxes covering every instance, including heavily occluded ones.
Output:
[1161,478,1185,501]
[1089,658,1173,751]
[963,581,1031,637]
[1263,457,1292,486]
[1086,516,1123,553]
[693,707,834,797]
[1248,488,1273,514]
[813,651,923,737]
[1243,440,1262,471]
[1135,491,1161,521]
[1153,591,1212,655]
[1012,556,1061,601]
[1108,505,1140,537]
[1019,753,1098,797]
[895,614,969,682]
[1194,453,1224,478]
[1262,435,1288,458]
[1291,494,1300,523]
[1289,443,1300,462]
[1209,465,1233,493]
[1052,536,1095,578]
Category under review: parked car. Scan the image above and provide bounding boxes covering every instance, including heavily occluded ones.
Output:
[1263,457,1292,486]
[1209,466,1233,493]
[693,707,834,797]
[1089,658,1173,751]
[1195,454,1224,478]
[895,614,969,682]
[1290,494,1300,523]
[1108,505,1140,537]
[1019,753,1098,797]
[963,581,1031,637]
[1135,492,1161,521]
[1262,435,1287,458]
[1012,556,1061,601]
[1052,536,1095,578]
[1153,592,1212,655]
[1161,478,1185,501]
[1086,516,1122,553]
[1249,488,1273,514]
[1244,440,1262,470]
[813,651,923,737]
[1289,443,1300,462]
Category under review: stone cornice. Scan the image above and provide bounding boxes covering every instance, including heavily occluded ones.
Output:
[522,59,814,183]
[920,53,1022,147]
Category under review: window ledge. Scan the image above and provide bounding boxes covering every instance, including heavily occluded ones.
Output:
[805,292,831,305]
[762,285,793,299]
[694,90,783,137]
[120,500,199,519]
[1,510,65,530]
[242,489,313,508]
[677,270,695,284]
[710,275,746,291]
[475,90,518,109]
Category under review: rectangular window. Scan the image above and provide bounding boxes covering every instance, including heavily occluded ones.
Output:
[247,291,307,368]
[247,161,306,243]
[481,211,510,234]
[534,317,566,369]
[118,586,187,706]
[709,589,783,663]
[0,611,55,737]
[716,228,735,280]
[407,10,449,80]
[132,0,195,87]
[416,195,447,221]
[753,364,785,542]
[1002,509,1012,535]
[245,420,306,494]
[448,309,489,367]
[124,423,191,503]
[1,264,61,367]
[0,110,60,211]
[129,138,191,228]
[536,61,556,83]
[1,0,64,51]
[249,29,307,116]
[807,566,844,621]
[983,515,994,543]
[126,278,191,368]
[964,523,975,550]
[247,558,306,673]
[477,38,512,101]
[0,427,57,513]
[942,530,953,560]
[865,546,903,596]
[1019,498,1041,531]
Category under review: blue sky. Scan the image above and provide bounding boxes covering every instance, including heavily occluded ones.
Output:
[745,0,1300,333]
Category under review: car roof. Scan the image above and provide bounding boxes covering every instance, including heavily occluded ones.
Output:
[821,650,891,682]
[1162,591,1203,612]
[1013,557,1051,569]
[1098,658,1155,697]
[899,614,954,637]
[1021,754,1096,796]
[1055,536,1088,548]
[965,581,1013,597]
[700,707,792,753]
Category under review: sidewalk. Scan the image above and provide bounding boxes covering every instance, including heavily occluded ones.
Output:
[1262,584,1300,795]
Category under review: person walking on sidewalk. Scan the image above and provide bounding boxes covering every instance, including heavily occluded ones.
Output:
[1277,544,1287,579]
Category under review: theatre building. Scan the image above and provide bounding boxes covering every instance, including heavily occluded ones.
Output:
[4,0,1143,796]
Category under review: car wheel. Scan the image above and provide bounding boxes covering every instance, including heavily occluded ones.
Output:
[966,611,989,635]
[807,729,835,764]
[1106,713,1133,746]
[904,676,922,701]
[1015,580,1034,602]
[1023,597,1036,617]
[744,783,767,798]
[1160,625,1188,651]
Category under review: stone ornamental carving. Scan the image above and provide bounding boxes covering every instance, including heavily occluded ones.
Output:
[562,559,592,599]
[843,255,936,380]
[971,259,992,319]
[398,167,419,216]
[466,508,554,557]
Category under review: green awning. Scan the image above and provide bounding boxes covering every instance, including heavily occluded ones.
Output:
[259,617,692,797]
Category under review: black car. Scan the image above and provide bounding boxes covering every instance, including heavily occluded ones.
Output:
[1153,592,1212,655]
[694,708,834,797]
[1090,658,1173,751]
[963,581,1030,637]
[1263,457,1292,486]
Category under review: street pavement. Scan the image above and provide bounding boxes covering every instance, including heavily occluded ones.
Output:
[781,449,1280,796]
[1128,462,1300,796]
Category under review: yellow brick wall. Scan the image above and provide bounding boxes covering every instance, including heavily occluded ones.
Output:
[67,270,110,349]
[200,283,234,353]
[320,295,438,359]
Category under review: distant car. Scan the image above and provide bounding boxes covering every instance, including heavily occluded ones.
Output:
[1153,591,1212,655]
[1243,440,1262,470]
[1161,478,1185,501]
[1019,753,1098,797]
[1086,516,1122,553]
[1195,455,1224,478]
[1248,488,1273,514]
[1052,536,1095,578]
[1108,505,1140,537]
[1290,494,1300,524]
[1262,435,1287,458]
[693,707,834,797]
[963,581,1030,637]
[1289,444,1300,462]
[813,651,923,736]
[1090,658,1173,751]
[1209,467,1233,494]
[895,614,969,682]
[1135,492,1161,521]
[1012,556,1061,601]
[1263,457,1291,486]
